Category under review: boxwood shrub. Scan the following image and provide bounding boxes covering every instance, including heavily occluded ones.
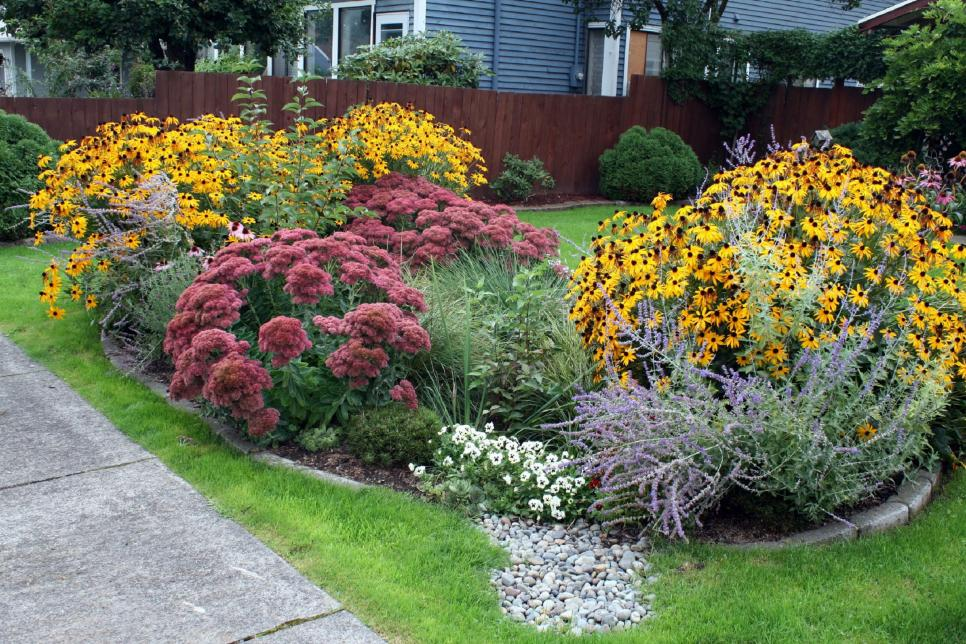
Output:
[0,111,57,240]
[598,126,703,202]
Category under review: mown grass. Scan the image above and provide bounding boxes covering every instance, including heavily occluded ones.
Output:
[518,204,639,268]
[2,242,964,643]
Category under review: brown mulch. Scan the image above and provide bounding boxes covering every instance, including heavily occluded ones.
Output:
[272,444,419,493]
[477,192,610,208]
[693,481,899,544]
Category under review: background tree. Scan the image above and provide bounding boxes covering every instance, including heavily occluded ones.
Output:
[0,0,308,70]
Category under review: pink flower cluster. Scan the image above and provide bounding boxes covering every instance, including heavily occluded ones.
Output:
[345,172,559,266]
[314,302,430,388]
[163,227,432,435]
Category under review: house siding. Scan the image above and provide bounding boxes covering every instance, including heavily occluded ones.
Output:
[723,0,898,33]
[376,0,414,33]
[426,0,497,88]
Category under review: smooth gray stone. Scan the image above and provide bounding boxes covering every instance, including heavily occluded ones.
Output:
[781,521,857,546]
[0,458,341,643]
[0,333,43,377]
[257,611,386,643]
[851,502,909,537]
[0,369,149,488]
[894,473,933,517]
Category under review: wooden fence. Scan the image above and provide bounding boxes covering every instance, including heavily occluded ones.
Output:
[0,71,876,195]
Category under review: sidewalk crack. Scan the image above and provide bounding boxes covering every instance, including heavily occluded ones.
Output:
[231,607,346,642]
[0,456,157,492]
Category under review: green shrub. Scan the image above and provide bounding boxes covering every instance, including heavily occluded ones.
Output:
[829,121,900,168]
[862,0,966,160]
[196,49,265,75]
[410,252,594,438]
[127,61,156,98]
[0,111,57,241]
[345,403,440,466]
[490,154,555,203]
[336,31,491,88]
[296,425,341,453]
[598,126,703,202]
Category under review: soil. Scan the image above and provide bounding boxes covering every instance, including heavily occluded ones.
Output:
[693,479,900,544]
[478,192,612,208]
[272,444,419,493]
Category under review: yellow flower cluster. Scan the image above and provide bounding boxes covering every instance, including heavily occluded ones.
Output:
[322,102,488,193]
[568,145,966,384]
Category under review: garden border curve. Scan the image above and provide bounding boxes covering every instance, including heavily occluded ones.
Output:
[101,331,944,546]
[733,466,942,549]
[100,331,369,491]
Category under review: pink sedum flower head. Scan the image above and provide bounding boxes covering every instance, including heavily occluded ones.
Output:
[258,316,312,367]
[390,379,419,410]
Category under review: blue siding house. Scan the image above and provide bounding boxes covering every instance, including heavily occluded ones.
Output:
[294,0,899,96]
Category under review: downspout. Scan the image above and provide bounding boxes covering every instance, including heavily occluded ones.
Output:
[493,0,502,91]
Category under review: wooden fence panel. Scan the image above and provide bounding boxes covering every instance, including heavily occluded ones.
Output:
[0,71,876,195]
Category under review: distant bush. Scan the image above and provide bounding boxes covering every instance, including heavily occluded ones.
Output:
[196,49,265,75]
[0,111,57,240]
[598,126,703,202]
[829,121,900,168]
[345,402,440,466]
[127,61,156,98]
[490,154,555,203]
[336,31,491,88]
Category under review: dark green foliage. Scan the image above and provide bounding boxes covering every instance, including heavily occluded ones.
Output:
[296,425,341,453]
[0,111,57,241]
[345,403,440,466]
[195,49,265,75]
[336,32,491,88]
[830,121,901,168]
[862,0,966,161]
[127,61,156,98]
[1,0,306,70]
[598,126,703,202]
[933,380,966,468]
[490,154,555,203]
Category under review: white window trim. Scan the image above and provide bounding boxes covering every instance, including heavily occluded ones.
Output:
[301,1,374,77]
[332,0,375,72]
[622,25,631,96]
[587,22,620,97]
[375,11,410,43]
[414,0,427,32]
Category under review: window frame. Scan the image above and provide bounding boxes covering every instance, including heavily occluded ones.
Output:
[302,1,375,76]
[375,11,409,44]
[586,21,620,97]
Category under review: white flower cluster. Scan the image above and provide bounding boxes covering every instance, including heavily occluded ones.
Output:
[414,423,587,521]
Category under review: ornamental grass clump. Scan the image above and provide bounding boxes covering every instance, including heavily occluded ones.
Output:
[344,172,559,266]
[564,143,966,536]
[163,228,430,438]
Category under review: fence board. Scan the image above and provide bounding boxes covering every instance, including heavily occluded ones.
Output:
[0,71,876,195]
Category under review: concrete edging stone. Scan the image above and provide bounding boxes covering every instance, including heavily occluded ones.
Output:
[100,331,367,491]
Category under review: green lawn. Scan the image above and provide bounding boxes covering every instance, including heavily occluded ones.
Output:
[2,242,964,643]
[518,204,645,268]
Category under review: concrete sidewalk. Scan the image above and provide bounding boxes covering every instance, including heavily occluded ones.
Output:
[0,334,384,643]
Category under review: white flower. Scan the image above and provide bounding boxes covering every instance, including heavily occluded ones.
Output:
[506,450,520,464]
[503,474,513,485]
[413,466,426,477]
[462,442,481,459]
[442,456,454,467]
[408,463,415,472]
[519,470,531,482]
[536,475,550,489]
[528,499,544,513]
[488,451,504,466]
[551,508,565,520]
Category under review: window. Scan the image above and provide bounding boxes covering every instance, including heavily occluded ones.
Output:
[628,29,663,78]
[585,23,619,96]
[303,2,374,76]
[376,12,409,43]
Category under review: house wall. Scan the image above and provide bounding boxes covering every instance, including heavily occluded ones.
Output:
[376,0,415,32]
[723,0,898,33]
[426,0,497,89]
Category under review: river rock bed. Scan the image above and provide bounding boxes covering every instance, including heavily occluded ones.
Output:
[481,514,656,634]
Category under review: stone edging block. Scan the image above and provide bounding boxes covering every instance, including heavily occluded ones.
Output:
[734,464,942,550]
[100,331,367,490]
